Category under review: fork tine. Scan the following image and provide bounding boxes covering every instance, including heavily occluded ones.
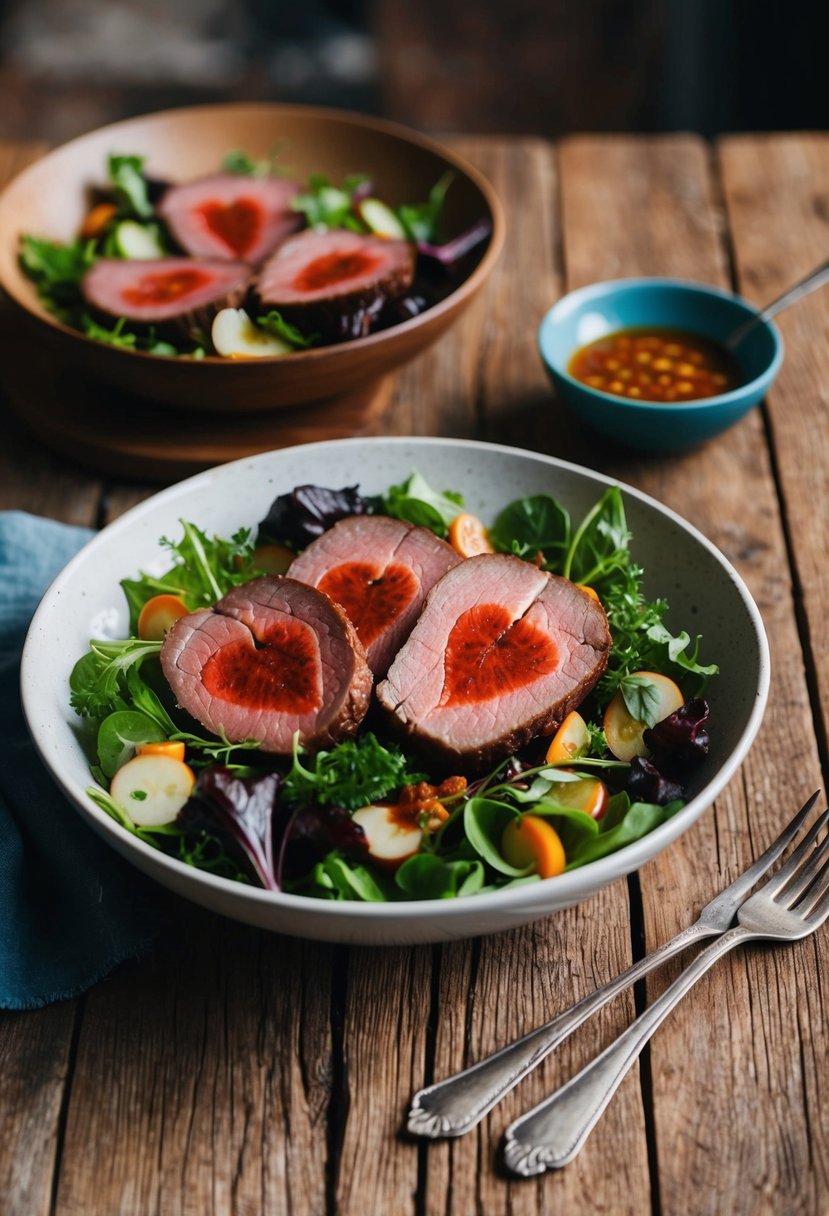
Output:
[761,807,829,898]
[778,812,829,907]
[795,849,829,919]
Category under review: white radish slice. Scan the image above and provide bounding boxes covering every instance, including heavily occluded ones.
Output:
[211,308,293,358]
[110,754,196,827]
[603,671,684,762]
[352,803,423,869]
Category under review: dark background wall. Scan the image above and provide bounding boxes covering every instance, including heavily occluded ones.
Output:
[0,0,825,143]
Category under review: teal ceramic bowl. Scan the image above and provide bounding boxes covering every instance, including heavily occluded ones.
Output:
[538,278,783,452]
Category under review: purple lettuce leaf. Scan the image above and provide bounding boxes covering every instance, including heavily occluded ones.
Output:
[257,483,374,550]
[276,801,368,887]
[643,698,710,771]
[626,756,685,806]
[177,767,285,890]
[416,217,492,272]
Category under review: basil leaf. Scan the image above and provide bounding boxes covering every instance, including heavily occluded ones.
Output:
[565,800,667,869]
[97,710,166,779]
[108,154,153,219]
[311,854,388,901]
[646,622,719,679]
[383,471,464,538]
[257,310,317,349]
[564,486,631,587]
[463,797,528,877]
[395,854,484,899]
[620,673,664,727]
[398,172,454,243]
[490,494,571,564]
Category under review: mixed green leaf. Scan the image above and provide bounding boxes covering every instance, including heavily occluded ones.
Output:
[71,474,718,902]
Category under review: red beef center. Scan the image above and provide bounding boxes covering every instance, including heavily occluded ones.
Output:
[122,267,213,307]
[293,250,382,292]
[440,604,559,707]
[318,562,418,648]
[196,198,263,257]
[201,620,321,713]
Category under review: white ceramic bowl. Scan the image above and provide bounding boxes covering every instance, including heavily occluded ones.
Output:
[21,438,769,944]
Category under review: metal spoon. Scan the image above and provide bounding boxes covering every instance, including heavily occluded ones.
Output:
[727,255,829,350]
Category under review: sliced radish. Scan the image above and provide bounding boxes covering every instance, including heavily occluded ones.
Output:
[211,308,293,358]
[113,220,166,260]
[501,814,566,879]
[351,803,423,870]
[546,710,590,764]
[110,753,196,827]
[603,671,684,762]
[357,197,407,240]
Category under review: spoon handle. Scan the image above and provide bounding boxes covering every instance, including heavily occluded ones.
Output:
[728,256,829,349]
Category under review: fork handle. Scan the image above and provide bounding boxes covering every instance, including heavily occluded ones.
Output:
[503,923,753,1176]
[407,920,714,1139]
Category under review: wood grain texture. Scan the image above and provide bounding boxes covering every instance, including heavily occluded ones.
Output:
[55,907,335,1216]
[0,1004,77,1216]
[557,135,825,1215]
[381,137,558,442]
[718,131,829,1215]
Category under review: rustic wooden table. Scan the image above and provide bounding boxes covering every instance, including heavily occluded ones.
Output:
[2,132,828,1216]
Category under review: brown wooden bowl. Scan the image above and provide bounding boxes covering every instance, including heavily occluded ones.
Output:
[0,103,504,414]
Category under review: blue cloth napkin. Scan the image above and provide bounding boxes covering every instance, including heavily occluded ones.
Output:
[0,511,163,1010]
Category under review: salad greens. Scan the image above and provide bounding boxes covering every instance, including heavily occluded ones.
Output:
[69,473,718,903]
[20,150,489,360]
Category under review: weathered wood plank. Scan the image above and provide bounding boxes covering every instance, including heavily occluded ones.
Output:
[0,1005,78,1216]
[0,142,102,528]
[718,131,829,1214]
[557,135,824,1214]
[55,907,335,1215]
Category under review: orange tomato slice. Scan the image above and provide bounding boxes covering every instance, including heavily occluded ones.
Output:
[137,740,186,762]
[549,774,609,820]
[137,593,190,641]
[546,710,590,763]
[448,512,495,558]
[79,201,118,239]
[501,814,566,878]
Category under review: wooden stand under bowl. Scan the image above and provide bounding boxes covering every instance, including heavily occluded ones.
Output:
[0,317,394,482]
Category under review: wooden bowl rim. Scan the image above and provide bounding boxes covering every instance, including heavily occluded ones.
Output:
[0,101,505,367]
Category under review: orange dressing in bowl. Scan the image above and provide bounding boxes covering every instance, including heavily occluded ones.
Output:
[567,327,743,403]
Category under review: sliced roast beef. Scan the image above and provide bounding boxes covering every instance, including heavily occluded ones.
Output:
[376,554,611,770]
[158,174,301,262]
[82,256,250,332]
[288,515,460,677]
[160,576,372,754]
[255,229,415,341]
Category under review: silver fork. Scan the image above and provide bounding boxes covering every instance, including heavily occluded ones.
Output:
[503,802,829,1176]
[408,792,820,1139]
